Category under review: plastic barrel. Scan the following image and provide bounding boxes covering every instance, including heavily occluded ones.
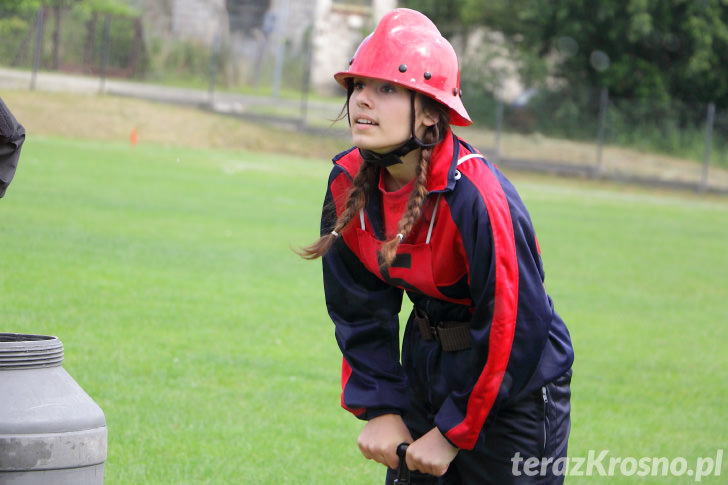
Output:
[0,333,107,484]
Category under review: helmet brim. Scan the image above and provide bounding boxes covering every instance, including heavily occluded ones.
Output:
[334,71,472,127]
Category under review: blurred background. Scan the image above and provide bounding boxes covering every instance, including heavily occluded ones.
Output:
[2,0,728,192]
[2,4,727,483]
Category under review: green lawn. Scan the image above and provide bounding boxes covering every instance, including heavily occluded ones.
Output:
[1,136,727,483]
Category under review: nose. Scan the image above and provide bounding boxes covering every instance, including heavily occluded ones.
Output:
[352,85,373,108]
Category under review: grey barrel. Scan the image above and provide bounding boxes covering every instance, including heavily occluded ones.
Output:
[0,333,107,484]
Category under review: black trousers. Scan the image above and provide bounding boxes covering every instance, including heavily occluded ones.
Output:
[385,369,572,485]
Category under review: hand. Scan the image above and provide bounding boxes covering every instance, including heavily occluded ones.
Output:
[357,414,413,470]
[405,427,459,477]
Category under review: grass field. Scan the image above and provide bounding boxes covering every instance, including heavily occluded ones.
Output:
[1,94,728,483]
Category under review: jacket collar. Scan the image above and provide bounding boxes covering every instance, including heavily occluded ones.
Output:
[332,127,474,195]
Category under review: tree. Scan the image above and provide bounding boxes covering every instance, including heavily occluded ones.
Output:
[0,0,42,67]
[402,0,728,106]
[399,0,464,37]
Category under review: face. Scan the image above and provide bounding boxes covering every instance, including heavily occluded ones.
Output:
[348,77,437,154]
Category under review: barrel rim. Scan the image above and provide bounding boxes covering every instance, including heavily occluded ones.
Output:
[0,333,64,368]
[0,333,59,343]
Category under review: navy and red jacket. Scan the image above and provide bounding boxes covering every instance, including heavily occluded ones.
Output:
[320,129,573,451]
[0,97,25,198]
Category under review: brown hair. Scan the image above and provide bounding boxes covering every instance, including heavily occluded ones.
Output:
[298,95,450,271]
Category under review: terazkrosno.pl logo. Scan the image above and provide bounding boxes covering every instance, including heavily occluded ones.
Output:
[511,449,723,482]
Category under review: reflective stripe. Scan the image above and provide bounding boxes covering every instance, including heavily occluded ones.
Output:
[457,153,485,165]
[427,154,483,244]
[445,154,519,449]
[426,194,441,244]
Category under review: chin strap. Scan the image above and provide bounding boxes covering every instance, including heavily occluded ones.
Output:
[358,92,439,168]
[359,137,421,167]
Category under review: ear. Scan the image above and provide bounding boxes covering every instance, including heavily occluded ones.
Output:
[422,110,439,127]
[418,96,440,126]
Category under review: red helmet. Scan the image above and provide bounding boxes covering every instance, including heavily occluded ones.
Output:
[334,8,472,126]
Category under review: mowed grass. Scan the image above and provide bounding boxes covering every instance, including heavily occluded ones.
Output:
[1,134,727,484]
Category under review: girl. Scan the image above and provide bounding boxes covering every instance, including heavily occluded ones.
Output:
[300,8,573,484]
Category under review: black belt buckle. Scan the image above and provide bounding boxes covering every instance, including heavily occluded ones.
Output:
[414,307,436,341]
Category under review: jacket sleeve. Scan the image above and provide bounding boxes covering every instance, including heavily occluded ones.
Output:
[321,170,408,420]
[0,97,26,198]
[434,157,558,450]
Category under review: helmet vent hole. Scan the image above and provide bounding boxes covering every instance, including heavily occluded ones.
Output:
[349,57,355,66]
[424,72,432,80]
[399,64,408,73]
[452,88,458,96]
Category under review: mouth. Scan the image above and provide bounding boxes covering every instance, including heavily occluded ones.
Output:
[354,116,378,126]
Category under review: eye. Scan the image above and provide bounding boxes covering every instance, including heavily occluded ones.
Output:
[381,83,397,94]
[352,80,366,91]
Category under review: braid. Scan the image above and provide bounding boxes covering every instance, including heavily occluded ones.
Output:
[378,147,431,270]
[299,92,449,266]
[377,97,449,270]
[297,161,377,260]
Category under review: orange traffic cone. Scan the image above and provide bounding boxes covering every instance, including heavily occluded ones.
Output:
[130,127,138,147]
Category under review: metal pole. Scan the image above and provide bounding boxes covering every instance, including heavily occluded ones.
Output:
[595,87,609,176]
[701,102,715,192]
[299,22,313,129]
[30,7,45,91]
[271,0,289,99]
[493,99,504,162]
[208,33,220,108]
[99,14,112,94]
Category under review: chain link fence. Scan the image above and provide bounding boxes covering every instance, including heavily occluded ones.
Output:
[461,85,728,193]
[1,2,315,95]
[1,2,727,193]
[1,5,143,83]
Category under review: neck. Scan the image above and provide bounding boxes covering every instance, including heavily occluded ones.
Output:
[383,148,420,191]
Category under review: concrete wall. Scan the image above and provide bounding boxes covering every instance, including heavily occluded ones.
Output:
[141,0,400,95]
[311,0,396,96]
[171,0,227,44]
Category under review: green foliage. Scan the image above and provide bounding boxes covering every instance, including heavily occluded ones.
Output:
[78,0,139,17]
[407,0,728,166]
[516,87,602,139]
[459,79,500,130]
[0,0,42,15]
[399,0,464,36]
[409,0,728,107]
[52,7,142,73]
[0,0,142,73]
[0,1,40,67]
[484,0,728,106]
[141,37,214,87]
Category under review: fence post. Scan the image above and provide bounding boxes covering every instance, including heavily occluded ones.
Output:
[700,102,715,192]
[271,0,289,100]
[493,99,504,162]
[30,7,45,91]
[98,14,112,94]
[207,33,220,108]
[595,87,609,177]
[299,22,313,130]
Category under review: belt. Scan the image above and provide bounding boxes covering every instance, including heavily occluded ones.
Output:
[413,307,471,352]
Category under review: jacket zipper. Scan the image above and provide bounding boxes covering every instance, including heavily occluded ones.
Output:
[542,386,549,453]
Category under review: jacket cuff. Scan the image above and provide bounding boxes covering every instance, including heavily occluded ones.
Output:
[363,408,403,421]
[434,397,471,450]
